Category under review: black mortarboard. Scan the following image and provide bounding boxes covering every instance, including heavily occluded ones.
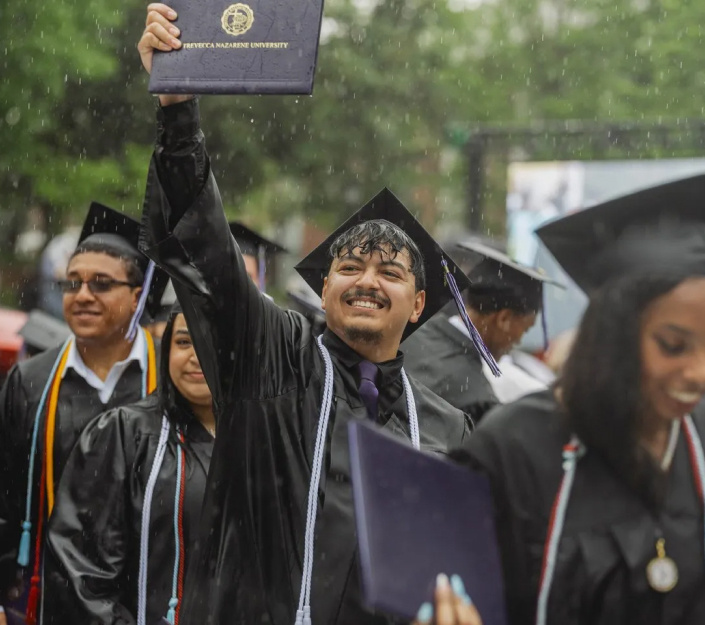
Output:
[229,222,287,257]
[536,175,705,293]
[78,202,146,270]
[74,202,169,333]
[456,239,563,312]
[18,309,71,354]
[229,221,287,291]
[294,188,500,373]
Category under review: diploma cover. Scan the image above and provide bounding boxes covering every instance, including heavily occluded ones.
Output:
[348,421,508,625]
[149,0,325,95]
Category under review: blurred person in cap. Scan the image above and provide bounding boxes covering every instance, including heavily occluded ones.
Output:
[229,221,286,292]
[17,310,71,360]
[45,302,214,625]
[144,224,284,340]
[0,202,166,624]
[404,240,558,422]
[137,14,487,624]
[454,175,705,624]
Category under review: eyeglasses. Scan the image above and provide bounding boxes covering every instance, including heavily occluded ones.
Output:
[57,278,138,294]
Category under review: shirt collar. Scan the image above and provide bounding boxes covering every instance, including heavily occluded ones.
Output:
[321,328,404,388]
[63,328,147,381]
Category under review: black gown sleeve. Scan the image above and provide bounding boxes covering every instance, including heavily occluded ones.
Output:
[0,365,26,603]
[46,410,136,625]
[140,99,304,416]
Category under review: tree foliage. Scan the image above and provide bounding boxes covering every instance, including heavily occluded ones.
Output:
[2,0,705,251]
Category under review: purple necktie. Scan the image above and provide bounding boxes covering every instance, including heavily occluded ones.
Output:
[357,360,379,421]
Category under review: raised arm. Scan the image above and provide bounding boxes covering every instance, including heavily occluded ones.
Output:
[137,6,303,411]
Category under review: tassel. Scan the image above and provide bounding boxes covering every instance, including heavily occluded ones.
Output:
[127,261,156,342]
[166,597,178,624]
[541,291,549,352]
[26,574,41,625]
[303,606,312,625]
[258,244,266,293]
[17,521,31,567]
[441,259,501,377]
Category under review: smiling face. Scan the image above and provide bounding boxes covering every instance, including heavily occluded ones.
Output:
[321,244,425,361]
[640,277,705,425]
[168,313,213,410]
[62,251,140,344]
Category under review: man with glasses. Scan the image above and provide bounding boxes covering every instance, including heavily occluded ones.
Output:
[0,202,165,624]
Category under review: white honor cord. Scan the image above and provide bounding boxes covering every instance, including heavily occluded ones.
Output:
[661,420,681,471]
[401,368,421,449]
[683,415,705,568]
[294,337,421,625]
[137,416,171,625]
[534,437,582,625]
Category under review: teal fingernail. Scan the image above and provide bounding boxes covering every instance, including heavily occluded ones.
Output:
[416,602,433,622]
[450,574,473,605]
[450,574,466,597]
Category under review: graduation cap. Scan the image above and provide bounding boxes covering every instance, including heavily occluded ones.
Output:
[18,309,71,355]
[229,221,287,291]
[536,174,705,293]
[75,202,169,339]
[295,188,500,375]
[457,240,564,349]
[458,239,562,310]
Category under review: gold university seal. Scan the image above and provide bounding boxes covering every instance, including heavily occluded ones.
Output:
[221,3,254,37]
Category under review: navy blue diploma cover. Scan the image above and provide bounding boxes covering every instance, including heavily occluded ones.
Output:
[149,0,325,95]
[348,421,508,625]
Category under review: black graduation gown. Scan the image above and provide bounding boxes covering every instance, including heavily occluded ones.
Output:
[139,98,473,625]
[456,390,705,625]
[402,313,498,423]
[44,393,213,625]
[0,344,153,607]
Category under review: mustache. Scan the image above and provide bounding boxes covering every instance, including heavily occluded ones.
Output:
[342,289,390,307]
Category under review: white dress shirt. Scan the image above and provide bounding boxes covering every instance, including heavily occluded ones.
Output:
[61,329,147,404]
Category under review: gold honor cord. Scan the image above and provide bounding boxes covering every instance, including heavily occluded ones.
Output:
[44,342,72,515]
[46,330,157,513]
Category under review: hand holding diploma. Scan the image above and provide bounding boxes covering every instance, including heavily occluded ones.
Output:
[137,3,193,106]
[413,574,483,625]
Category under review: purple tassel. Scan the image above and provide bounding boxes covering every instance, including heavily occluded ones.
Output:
[258,245,266,293]
[127,261,156,342]
[541,290,549,352]
[441,258,501,377]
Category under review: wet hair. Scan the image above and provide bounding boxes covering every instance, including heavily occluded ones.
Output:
[70,242,144,286]
[328,220,426,291]
[560,267,703,508]
[158,308,202,432]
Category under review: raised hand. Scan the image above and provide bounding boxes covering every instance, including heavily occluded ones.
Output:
[137,3,181,74]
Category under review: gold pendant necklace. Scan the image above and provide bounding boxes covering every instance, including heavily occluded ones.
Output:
[646,538,678,592]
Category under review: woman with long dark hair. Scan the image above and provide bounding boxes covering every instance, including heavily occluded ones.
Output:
[455,177,705,625]
[44,305,214,625]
